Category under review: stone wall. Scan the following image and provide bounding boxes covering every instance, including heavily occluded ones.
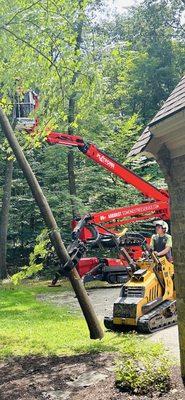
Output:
[157,145,185,381]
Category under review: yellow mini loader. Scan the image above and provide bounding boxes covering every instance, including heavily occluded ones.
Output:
[104,252,176,333]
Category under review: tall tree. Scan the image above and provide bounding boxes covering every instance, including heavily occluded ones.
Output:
[67,0,86,218]
[0,158,13,278]
[0,0,104,217]
[102,0,185,123]
[0,0,185,272]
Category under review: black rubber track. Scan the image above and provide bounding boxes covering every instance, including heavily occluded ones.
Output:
[137,300,177,333]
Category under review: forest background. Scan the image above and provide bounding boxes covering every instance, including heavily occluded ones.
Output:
[0,0,185,278]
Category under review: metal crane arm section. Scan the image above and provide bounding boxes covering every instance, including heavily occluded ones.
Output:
[47,131,168,203]
[91,200,169,226]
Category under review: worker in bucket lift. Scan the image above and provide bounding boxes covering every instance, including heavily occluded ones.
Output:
[150,220,172,262]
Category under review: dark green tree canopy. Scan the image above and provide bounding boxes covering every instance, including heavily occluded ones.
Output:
[0,0,184,272]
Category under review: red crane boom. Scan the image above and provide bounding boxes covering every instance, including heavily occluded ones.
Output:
[47,132,168,202]
[47,132,170,230]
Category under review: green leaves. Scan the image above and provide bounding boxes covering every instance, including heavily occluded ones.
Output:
[0,0,184,273]
[11,229,50,284]
[116,339,171,395]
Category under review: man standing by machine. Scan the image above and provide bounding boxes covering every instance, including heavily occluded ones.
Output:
[150,220,172,261]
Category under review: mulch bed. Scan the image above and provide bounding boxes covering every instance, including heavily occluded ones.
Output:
[0,353,184,400]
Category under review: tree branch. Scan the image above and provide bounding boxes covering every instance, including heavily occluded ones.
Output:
[2,25,70,91]
[2,1,41,27]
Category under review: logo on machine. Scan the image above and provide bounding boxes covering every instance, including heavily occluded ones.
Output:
[99,204,160,222]
[96,154,115,170]
[107,204,160,219]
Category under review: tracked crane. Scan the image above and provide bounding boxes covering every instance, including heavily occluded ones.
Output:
[13,91,176,333]
[46,132,170,284]
[14,91,171,284]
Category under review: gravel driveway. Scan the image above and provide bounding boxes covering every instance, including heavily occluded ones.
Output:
[38,285,121,320]
[38,285,180,362]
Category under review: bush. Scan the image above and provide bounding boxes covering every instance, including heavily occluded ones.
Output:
[11,229,61,284]
[116,337,171,395]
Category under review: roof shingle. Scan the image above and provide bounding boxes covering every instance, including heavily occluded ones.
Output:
[127,127,152,157]
[127,75,185,158]
[149,75,185,126]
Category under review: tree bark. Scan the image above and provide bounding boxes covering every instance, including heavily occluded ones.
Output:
[0,107,104,340]
[0,158,13,279]
[157,144,185,382]
[67,149,78,217]
[67,0,84,219]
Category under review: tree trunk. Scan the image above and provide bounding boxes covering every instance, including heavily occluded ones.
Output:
[0,107,104,340]
[157,145,185,382]
[67,149,78,217]
[67,0,84,218]
[0,158,13,279]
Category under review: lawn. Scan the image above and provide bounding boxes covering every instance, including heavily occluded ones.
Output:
[0,280,174,397]
[0,280,139,357]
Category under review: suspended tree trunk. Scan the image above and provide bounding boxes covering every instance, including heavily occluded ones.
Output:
[157,145,185,382]
[0,107,104,340]
[0,158,13,279]
[67,0,84,219]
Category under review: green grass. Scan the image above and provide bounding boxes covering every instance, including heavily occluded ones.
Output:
[0,280,124,357]
[0,280,165,359]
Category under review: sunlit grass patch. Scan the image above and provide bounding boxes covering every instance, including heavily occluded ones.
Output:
[0,281,167,363]
[0,281,124,357]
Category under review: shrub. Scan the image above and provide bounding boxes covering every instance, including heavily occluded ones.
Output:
[116,337,171,395]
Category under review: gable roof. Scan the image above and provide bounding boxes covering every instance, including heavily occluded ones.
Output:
[150,75,185,126]
[128,127,152,157]
[128,75,185,158]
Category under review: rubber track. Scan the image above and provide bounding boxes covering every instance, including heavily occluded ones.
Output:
[137,300,177,333]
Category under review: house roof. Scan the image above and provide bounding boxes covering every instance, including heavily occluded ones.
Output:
[127,126,152,157]
[128,75,185,158]
[149,75,185,126]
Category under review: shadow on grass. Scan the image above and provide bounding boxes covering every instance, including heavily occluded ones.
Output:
[0,352,116,400]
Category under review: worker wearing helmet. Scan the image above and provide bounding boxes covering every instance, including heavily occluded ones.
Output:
[150,220,172,261]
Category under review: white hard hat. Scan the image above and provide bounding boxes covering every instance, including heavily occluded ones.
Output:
[153,220,169,233]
